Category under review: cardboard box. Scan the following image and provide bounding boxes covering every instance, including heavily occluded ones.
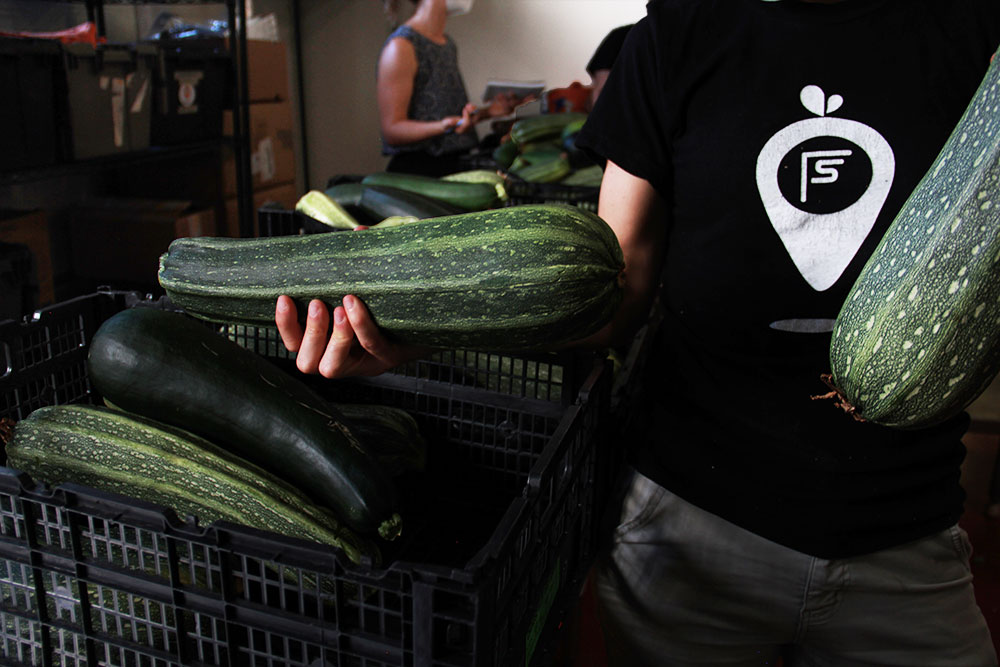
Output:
[0,209,53,305]
[225,38,289,102]
[222,181,297,237]
[70,199,216,287]
[222,100,296,196]
[245,39,289,102]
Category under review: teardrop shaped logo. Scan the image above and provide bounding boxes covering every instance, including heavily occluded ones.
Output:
[756,85,895,292]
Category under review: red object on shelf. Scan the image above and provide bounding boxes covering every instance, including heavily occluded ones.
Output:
[0,22,105,47]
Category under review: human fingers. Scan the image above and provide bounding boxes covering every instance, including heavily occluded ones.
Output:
[342,295,400,375]
[295,299,331,374]
[275,295,304,352]
[318,304,358,378]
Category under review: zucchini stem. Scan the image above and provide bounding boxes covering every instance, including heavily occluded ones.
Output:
[812,373,867,423]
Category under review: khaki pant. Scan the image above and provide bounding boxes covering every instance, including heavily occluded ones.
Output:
[596,469,996,667]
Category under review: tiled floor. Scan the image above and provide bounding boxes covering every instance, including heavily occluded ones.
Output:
[554,428,1000,665]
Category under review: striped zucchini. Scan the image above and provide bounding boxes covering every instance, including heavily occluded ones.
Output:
[5,405,379,564]
[826,48,1000,428]
[510,112,587,145]
[158,204,625,351]
[511,155,572,184]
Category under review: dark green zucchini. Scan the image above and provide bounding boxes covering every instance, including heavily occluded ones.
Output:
[158,204,625,351]
[87,307,402,539]
[359,185,462,220]
[361,172,500,211]
[324,182,367,207]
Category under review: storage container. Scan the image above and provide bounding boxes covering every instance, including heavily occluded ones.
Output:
[150,38,228,146]
[0,290,611,666]
[62,42,155,159]
[0,37,63,171]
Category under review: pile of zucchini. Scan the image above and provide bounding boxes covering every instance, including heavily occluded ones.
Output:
[3,307,431,565]
[494,112,604,187]
[295,170,507,231]
[294,112,603,234]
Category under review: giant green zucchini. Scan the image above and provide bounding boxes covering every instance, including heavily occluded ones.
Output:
[158,204,625,351]
[87,307,402,539]
[5,405,379,564]
[361,172,500,211]
[825,48,1000,429]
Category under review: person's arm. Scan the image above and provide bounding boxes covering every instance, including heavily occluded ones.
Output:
[574,159,668,349]
[377,36,462,145]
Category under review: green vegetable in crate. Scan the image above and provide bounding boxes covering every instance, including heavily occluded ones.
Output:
[442,169,508,202]
[560,117,587,141]
[295,190,359,230]
[510,112,587,145]
[493,140,519,170]
[87,307,403,540]
[822,47,1000,429]
[324,182,367,207]
[361,172,500,211]
[511,155,572,183]
[359,184,462,220]
[336,403,427,476]
[158,204,625,351]
[4,405,380,565]
[562,164,605,188]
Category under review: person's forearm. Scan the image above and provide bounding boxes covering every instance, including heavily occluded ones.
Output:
[568,161,667,350]
[382,117,455,147]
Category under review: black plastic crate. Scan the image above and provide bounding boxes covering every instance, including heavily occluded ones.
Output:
[149,38,228,146]
[0,290,611,666]
[504,180,599,213]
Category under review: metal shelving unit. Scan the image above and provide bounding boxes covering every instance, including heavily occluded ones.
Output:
[5,0,255,237]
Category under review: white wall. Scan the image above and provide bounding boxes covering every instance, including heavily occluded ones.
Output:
[298,0,647,189]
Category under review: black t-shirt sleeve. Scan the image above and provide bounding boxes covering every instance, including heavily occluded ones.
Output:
[576,15,674,200]
[586,24,634,75]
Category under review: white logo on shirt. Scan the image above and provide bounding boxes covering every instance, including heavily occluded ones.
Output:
[756,85,895,292]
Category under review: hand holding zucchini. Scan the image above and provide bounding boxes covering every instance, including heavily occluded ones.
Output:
[158,204,626,352]
[87,307,402,539]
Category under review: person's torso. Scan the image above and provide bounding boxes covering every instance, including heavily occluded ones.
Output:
[578,0,1000,557]
[382,24,476,156]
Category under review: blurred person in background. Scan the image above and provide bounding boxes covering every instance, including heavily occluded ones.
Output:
[378,0,519,176]
[585,23,633,110]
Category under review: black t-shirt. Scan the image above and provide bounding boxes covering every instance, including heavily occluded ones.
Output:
[577,0,1000,558]
[586,24,634,75]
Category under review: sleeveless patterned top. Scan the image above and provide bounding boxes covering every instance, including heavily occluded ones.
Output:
[380,24,477,157]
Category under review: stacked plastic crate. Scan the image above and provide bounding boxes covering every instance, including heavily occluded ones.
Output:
[0,287,611,667]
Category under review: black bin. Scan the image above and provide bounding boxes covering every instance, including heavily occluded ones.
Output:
[62,42,157,160]
[150,38,229,146]
[0,37,63,171]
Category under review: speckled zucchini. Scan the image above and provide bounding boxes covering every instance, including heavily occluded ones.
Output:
[158,204,625,351]
[5,404,379,564]
[826,48,1000,428]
